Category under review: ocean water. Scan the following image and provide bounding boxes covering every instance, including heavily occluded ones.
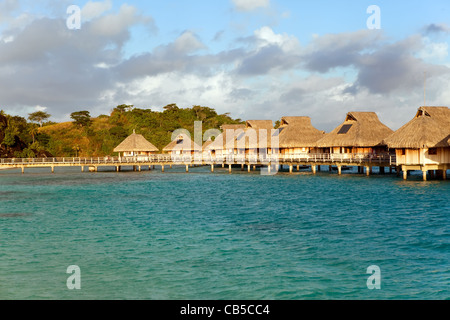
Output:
[0,165,448,300]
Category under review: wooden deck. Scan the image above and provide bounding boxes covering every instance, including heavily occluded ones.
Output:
[0,153,397,175]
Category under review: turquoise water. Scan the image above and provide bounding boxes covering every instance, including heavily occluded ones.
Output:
[0,166,448,300]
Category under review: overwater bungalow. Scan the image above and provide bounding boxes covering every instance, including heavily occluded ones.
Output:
[384,106,450,180]
[202,137,214,159]
[205,124,246,158]
[315,112,393,159]
[113,130,159,158]
[236,120,274,157]
[275,116,325,157]
[163,133,202,156]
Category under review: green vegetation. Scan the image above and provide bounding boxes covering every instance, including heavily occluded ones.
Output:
[0,111,50,158]
[274,120,281,129]
[0,105,243,158]
[28,111,51,127]
[70,111,92,128]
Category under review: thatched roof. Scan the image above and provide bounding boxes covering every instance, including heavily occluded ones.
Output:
[163,133,202,152]
[113,131,159,153]
[235,120,274,149]
[384,106,450,148]
[246,120,273,130]
[203,121,275,150]
[315,112,393,148]
[205,124,246,151]
[221,124,247,131]
[275,116,325,148]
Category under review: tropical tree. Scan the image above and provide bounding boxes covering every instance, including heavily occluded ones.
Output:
[274,120,281,129]
[163,104,179,112]
[70,111,92,128]
[28,124,39,144]
[113,104,133,113]
[2,125,18,147]
[28,111,51,127]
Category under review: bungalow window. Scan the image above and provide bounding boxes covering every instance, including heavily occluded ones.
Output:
[338,124,352,134]
[400,149,406,155]
[429,148,437,155]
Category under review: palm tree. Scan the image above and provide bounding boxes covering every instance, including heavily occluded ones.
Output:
[28,124,38,144]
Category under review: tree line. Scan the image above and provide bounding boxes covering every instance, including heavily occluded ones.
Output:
[0,105,243,158]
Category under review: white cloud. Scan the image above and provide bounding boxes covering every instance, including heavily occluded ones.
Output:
[232,0,270,12]
[101,72,239,119]
[89,4,143,37]
[254,26,300,51]
[417,38,448,62]
[236,27,301,75]
[81,0,113,21]
[1,35,14,43]
[173,31,206,53]
[1,2,449,132]
[35,105,47,112]
[94,62,112,69]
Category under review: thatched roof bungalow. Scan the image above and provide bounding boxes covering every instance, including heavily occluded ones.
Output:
[275,116,325,155]
[246,120,273,130]
[202,137,213,152]
[202,137,215,158]
[163,133,202,155]
[384,106,450,172]
[204,121,275,157]
[204,124,246,156]
[235,120,274,155]
[113,130,159,157]
[315,112,393,155]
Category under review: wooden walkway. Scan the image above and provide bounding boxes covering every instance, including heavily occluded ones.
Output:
[0,153,397,175]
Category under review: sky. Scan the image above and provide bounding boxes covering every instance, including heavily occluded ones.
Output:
[0,0,450,131]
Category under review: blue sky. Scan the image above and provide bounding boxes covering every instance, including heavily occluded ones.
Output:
[1,0,449,131]
[76,0,449,57]
[82,0,449,51]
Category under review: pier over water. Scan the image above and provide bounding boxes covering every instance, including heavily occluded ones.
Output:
[0,153,397,176]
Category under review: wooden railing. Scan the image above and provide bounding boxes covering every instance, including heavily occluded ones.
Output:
[0,153,397,166]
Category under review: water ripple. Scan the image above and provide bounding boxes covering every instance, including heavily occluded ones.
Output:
[0,168,448,299]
